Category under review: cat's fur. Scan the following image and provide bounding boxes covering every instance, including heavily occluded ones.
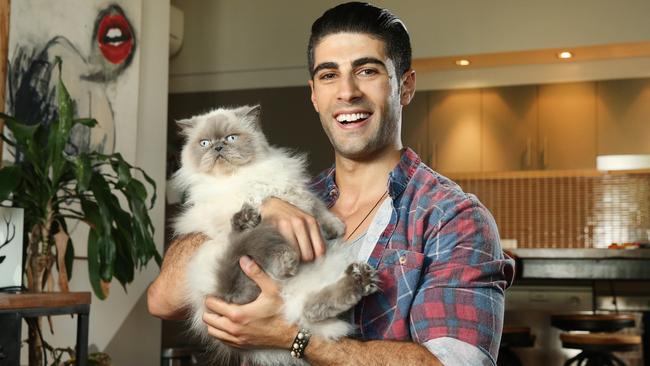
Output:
[171,105,380,366]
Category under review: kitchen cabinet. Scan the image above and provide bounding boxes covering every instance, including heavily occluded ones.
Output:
[401,78,649,174]
[597,78,650,155]
[428,89,482,173]
[536,82,597,170]
[482,85,538,171]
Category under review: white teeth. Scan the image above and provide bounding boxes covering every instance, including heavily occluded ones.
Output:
[106,28,123,38]
[336,113,370,122]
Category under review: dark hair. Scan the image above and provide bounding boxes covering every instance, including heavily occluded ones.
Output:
[308,2,412,79]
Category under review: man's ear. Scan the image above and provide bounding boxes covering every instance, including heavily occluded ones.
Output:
[400,69,416,106]
[308,79,319,113]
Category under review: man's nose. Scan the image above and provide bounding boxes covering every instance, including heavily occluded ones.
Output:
[337,74,362,103]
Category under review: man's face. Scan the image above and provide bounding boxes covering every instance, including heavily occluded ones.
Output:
[309,32,413,159]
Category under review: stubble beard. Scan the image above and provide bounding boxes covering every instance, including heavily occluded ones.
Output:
[321,108,399,161]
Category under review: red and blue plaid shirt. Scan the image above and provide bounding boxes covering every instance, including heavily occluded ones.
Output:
[310,148,515,364]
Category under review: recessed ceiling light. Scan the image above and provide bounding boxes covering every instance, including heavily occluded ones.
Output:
[558,51,573,59]
[455,59,471,66]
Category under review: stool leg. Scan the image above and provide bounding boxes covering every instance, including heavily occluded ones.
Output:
[609,353,626,366]
[565,351,586,366]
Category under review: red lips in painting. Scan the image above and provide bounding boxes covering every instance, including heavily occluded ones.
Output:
[97,11,133,64]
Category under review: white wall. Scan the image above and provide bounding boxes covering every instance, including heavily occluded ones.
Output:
[19,1,169,365]
[169,0,650,93]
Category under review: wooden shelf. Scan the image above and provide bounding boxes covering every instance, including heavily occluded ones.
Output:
[0,292,91,311]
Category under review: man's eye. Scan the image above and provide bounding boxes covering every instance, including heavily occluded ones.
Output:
[359,68,378,76]
[199,139,211,147]
[319,72,336,80]
[225,135,238,143]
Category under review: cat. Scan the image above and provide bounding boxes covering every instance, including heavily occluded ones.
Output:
[171,105,380,366]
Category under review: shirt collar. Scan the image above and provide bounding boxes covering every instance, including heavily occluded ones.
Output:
[316,148,421,206]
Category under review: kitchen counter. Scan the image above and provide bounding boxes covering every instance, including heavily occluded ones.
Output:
[509,248,650,280]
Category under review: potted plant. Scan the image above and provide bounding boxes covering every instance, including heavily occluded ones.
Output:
[0,59,161,365]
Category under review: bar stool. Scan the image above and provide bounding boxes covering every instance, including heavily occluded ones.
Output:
[497,326,535,366]
[551,314,635,332]
[551,313,640,366]
[559,333,641,366]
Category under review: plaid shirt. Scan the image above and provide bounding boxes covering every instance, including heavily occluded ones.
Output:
[310,148,515,364]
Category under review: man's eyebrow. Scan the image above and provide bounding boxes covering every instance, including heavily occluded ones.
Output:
[312,62,339,76]
[352,57,386,69]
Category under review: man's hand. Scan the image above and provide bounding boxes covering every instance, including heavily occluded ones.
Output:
[203,256,297,349]
[260,197,326,261]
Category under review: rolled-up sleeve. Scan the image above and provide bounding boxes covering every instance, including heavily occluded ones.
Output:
[409,197,514,365]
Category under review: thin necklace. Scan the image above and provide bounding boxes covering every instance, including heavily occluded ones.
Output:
[345,190,389,242]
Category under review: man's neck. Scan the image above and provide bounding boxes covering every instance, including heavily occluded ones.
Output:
[333,146,402,204]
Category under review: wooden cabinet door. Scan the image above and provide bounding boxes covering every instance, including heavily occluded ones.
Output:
[401,91,430,165]
[428,89,482,173]
[482,85,538,171]
[597,78,650,155]
[538,82,597,170]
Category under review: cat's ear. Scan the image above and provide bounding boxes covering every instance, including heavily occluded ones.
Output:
[242,104,262,127]
[176,118,194,135]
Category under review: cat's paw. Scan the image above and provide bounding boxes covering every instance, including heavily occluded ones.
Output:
[231,203,261,232]
[345,262,380,296]
[278,249,300,278]
[266,247,299,280]
[321,216,346,240]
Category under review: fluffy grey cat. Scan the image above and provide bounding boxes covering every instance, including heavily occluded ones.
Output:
[171,105,380,366]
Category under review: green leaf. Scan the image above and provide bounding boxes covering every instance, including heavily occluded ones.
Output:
[87,230,106,300]
[72,155,92,192]
[0,113,39,142]
[115,161,132,188]
[112,226,135,289]
[48,58,75,185]
[99,232,115,282]
[73,118,98,128]
[65,240,74,280]
[89,173,114,232]
[0,165,21,201]
[80,199,103,232]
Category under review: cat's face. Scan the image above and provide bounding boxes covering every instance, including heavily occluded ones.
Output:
[178,105,269,174]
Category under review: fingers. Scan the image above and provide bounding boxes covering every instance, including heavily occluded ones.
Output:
[261,198,327,262]
[307,219,326,258]
[203,312,246,348]
[292,219,315,261]
[239,256,280,295]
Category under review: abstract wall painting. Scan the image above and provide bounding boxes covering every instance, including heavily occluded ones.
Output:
[4,0,142,161]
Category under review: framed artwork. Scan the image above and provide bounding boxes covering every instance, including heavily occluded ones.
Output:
[0,206,23,289]
[4,0,142,161]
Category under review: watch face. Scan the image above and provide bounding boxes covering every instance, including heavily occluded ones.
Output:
[0,207,24,289]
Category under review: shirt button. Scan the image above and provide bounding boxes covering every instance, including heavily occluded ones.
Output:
[329,189,337,196]
[399,256,407,265]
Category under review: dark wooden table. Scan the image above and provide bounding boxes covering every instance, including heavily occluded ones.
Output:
[0,292,91,366]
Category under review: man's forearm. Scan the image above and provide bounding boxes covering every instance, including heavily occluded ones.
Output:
[305,336,442,366]
[147,233,206,320]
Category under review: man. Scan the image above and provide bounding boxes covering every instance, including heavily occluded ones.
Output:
[148,2,514,365]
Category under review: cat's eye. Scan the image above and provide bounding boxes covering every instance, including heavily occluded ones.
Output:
[225,135,238,143]
[199,139,211,147]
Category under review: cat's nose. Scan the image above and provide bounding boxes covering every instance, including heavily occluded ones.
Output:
[215,146,223,152]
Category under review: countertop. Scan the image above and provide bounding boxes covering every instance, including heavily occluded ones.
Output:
[511,248,650,259]
[508,248,650,280]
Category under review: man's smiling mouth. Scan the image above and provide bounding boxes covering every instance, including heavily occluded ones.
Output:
[335,112,371,125]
